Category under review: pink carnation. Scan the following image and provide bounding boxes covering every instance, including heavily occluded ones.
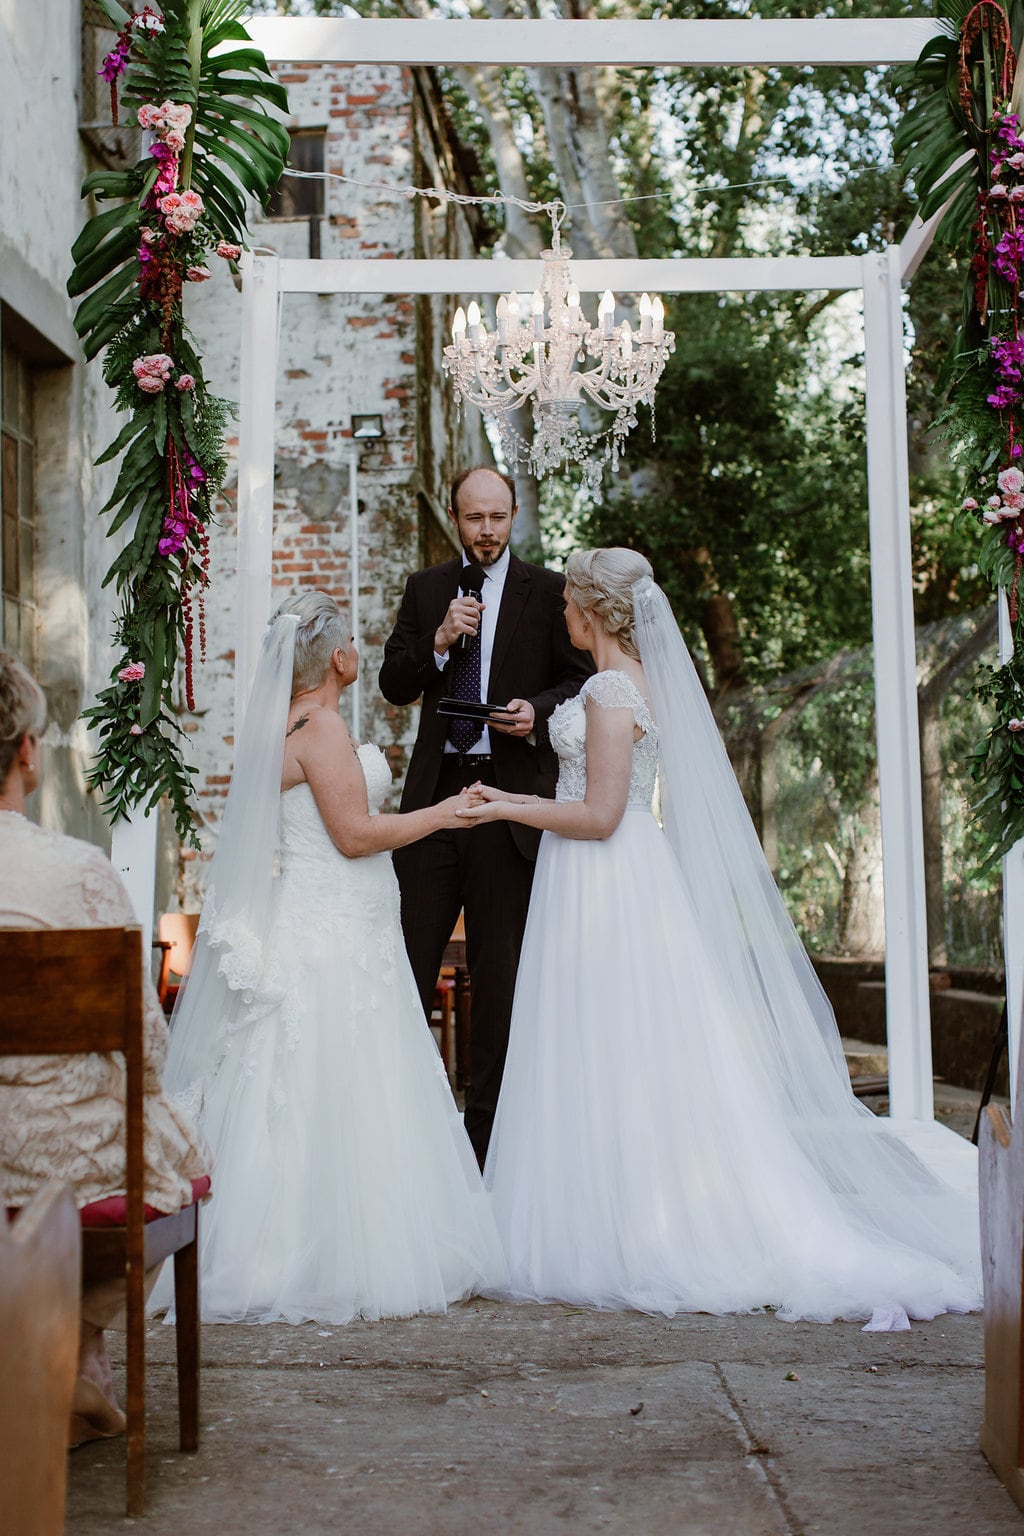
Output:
[176,374,196,391]
[129,724,145,737]
[216,241,242,261]
[983,509,1003,524]
[117,661,146,682]
[998,466,1024,495]
[961,497,979,510]
[164,129,186,152]
[137,103,160,130]
[186,266,212,283]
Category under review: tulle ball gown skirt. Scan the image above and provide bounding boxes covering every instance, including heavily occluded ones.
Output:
[156,851,507,1325]
[484,807,981,1326]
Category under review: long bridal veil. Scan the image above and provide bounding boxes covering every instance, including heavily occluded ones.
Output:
[632,576,980,1290]
[163,613,300,1116]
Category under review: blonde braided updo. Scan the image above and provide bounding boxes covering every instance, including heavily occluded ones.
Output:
[564,548,653,662]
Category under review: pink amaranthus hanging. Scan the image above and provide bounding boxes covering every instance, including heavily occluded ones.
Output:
[68,0,288,842]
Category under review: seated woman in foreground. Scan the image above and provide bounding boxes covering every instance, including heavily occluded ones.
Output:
[0,650,211,1446]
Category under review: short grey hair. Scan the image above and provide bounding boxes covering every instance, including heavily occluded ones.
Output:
[0,650,47,785]
[274,590,350,694]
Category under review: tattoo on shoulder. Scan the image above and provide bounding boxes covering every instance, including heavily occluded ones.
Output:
[286,713,310,738]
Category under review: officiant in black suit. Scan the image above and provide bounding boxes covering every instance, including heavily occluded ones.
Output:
[380,466,592,1166]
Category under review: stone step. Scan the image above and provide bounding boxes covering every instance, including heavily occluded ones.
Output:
[842,1037,888,1078]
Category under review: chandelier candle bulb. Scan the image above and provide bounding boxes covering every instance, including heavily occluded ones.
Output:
[440,206,674,491]
[599,290,615,338]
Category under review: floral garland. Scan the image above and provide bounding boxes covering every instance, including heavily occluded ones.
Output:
[68,0,288,842]
[897,0,1024,870]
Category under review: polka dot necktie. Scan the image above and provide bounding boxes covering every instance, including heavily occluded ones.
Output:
[447,618,484,754]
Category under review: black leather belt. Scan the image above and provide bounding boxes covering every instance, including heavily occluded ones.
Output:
[441,753,494,770]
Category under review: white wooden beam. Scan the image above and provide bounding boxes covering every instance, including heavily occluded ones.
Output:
[276,255,864,297]
[862,246,934,1122]
[246,16,941,69]
[235,251,281,736]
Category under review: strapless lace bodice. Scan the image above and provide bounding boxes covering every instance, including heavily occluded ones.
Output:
[277,743,400,931]
[549,671,658,806]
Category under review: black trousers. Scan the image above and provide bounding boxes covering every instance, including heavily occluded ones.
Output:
[393,754,536,1168]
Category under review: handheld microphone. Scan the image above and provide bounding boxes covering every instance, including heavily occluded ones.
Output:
[456,563,486,655]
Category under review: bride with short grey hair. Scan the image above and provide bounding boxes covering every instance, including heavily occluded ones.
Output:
[458,548,981,1328]
[154,589,507,1324]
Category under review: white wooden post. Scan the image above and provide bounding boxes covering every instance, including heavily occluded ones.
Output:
[348,450,362,742]
[1000,592,1024,1107]
[862,246,934,1122]
[235,251,281,735]
[110,805,157,958]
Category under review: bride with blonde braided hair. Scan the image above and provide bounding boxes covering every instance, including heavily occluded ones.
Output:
[457,548,981,1327]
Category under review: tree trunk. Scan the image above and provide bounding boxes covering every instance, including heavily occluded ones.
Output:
[837,784,886,958]
[916,608,998,967]
[701,592,744,694]
[918,696,947,966]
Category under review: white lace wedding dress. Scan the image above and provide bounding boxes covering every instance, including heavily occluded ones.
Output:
[484,671,981,1325]
[153,743,507,1324]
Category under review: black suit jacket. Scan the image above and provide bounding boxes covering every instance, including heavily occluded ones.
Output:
[379,554,593,859]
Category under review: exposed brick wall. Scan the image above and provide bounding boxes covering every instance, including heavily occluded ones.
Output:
[174,62,489,907]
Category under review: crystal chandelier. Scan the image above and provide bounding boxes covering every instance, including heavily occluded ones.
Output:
[442,209,675,492]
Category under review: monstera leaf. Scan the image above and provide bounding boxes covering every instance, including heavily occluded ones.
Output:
[68,0,289,360]
[895,0,1024,252]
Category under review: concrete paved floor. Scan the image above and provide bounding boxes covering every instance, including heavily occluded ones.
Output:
[68,1303,1023,1535]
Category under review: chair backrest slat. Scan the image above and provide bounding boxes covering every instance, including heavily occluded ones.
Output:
[0,928,136,1054]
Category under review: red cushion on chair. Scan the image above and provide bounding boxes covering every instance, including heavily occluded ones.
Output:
[78,1174,212,1228]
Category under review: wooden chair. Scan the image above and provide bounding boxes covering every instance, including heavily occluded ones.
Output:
[154,910,200,1015]
[980,1034,1024,1512]
[0,926,206,1518]
[1,1181,80,1536]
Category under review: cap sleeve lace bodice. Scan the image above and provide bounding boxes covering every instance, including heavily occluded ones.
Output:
[548,670,658,806]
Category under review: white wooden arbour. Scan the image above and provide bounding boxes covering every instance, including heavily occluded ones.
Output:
[126,15,1023,1177]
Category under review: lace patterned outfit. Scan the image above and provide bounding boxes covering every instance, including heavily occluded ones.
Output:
[0,816,210,1214]
[483,672,980,1325]
[152,744,507,1324]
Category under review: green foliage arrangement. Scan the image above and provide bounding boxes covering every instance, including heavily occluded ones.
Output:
[896,0,1024,868]
[67,0,289,841]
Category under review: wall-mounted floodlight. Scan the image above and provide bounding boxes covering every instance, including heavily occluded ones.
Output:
[351,413,384,440]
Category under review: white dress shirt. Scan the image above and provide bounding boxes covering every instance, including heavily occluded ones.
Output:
[436,547,511,755]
